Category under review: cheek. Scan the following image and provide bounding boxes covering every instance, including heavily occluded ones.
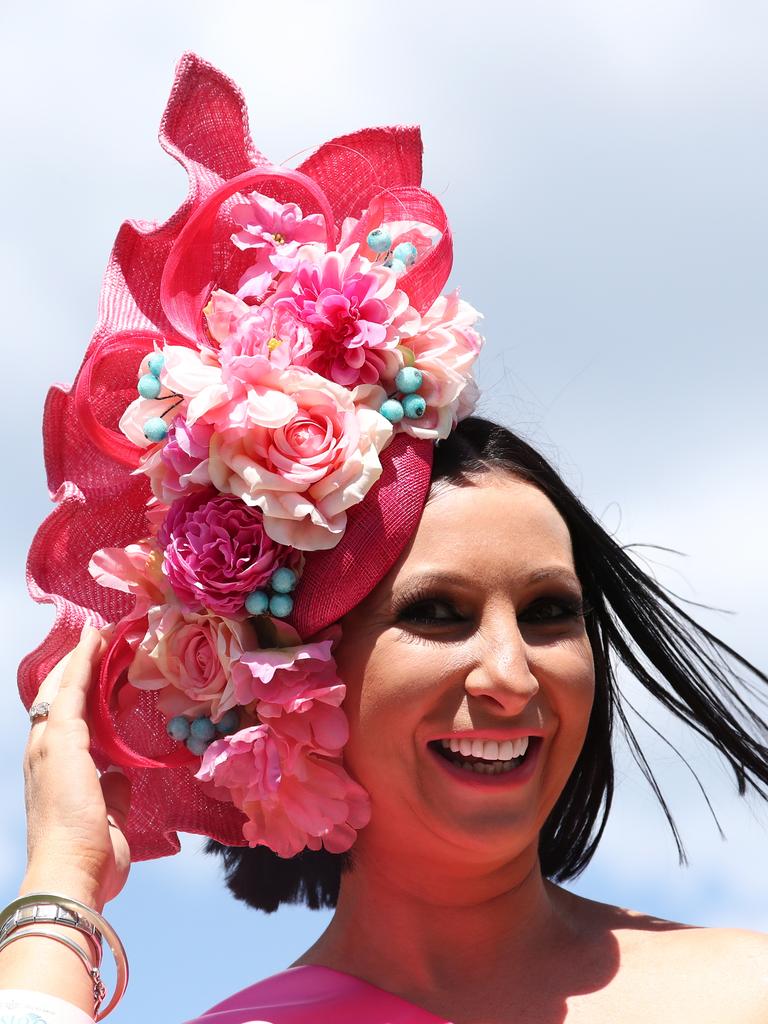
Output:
[336,637,442,777]
[533,637,596,751]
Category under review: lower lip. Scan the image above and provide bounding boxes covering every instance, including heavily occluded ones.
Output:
[427,739,542,789]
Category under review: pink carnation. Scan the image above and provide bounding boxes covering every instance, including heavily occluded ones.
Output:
[204,289,312,378]
[195,724,371,857]
[274,249,418,387]
[127,605,257,722]
[220,634,347,749]
[232,193,327,302]
[158,488,300,617]
[207,369,392,550]
[391,289,483,441]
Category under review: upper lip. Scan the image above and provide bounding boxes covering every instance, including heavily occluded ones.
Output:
[427,729,546,743]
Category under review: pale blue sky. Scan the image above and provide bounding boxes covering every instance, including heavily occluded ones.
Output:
[1,2,767,1021]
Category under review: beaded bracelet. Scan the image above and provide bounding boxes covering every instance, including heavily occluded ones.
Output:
[0,893,128,1020]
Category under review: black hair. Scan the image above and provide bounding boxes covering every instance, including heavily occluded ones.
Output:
[206,416,768,911]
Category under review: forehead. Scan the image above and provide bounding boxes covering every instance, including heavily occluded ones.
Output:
[392,474,576,584]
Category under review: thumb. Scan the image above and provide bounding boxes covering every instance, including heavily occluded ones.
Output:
[100,767,132,833]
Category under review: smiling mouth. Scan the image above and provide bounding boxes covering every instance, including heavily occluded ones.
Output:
[428,737,539,776]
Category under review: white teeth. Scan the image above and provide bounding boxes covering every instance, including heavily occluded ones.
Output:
[437,736,532,763]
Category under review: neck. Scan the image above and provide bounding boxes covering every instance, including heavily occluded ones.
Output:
[298,835,571,998]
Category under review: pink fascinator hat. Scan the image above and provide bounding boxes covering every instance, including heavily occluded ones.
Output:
[19,53,484,861]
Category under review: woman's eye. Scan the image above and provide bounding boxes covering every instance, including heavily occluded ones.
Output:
[399,599,460,626]
[519,598,583,624]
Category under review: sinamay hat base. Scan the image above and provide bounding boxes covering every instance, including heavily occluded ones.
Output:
[19,52,483,862]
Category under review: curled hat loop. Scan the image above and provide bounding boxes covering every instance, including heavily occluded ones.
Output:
[160,166,339,346]
[347,186,453,314]
[87,619,196,770]
[73,332,175,467]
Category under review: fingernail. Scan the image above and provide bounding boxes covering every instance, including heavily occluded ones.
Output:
[104,765,126,776]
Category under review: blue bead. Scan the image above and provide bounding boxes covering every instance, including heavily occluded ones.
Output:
[215,709,240,735]
[269,593,294,618]
[395,367,423,394]
[270,567,298,594]
[190,717,216,741]
[384,257,407,276]
[167,715,191,742]
[402,394,426,419]
[245,589,270,615]
[147,352,165,377]
[393,241,418,267]
[186,735,210,756]
[379,398,405,423]
[138,373,162,400]
[143,417,168,442]
[367,228,391,253]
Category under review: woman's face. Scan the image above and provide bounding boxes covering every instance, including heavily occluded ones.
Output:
[334,473,596,870]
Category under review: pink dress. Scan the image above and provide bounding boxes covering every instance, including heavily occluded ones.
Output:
[187,965,451,1023]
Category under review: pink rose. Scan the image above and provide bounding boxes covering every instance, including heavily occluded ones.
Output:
[158,488,300,617]
[207,370,392,550]
[127,605,257,722]
[274,249,419,387]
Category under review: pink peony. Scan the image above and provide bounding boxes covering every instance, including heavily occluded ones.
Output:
[274,249,418,387]
[140,415,213,504]
[195,724,371,857]
[158,488,300,617]
[231,193,327,302]
[127,605,258,722]
[207,369,392,550]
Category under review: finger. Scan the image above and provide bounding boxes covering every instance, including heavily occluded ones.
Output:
[27,648,76,737]
[47,627,107,725]
[100,768,132,834]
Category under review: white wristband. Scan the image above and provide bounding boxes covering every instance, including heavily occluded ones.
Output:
[0,988,94,1023]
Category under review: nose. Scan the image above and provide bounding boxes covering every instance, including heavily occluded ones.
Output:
[463,616,539,715]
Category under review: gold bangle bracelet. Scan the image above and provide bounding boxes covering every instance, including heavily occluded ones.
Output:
[0,893,128,1021]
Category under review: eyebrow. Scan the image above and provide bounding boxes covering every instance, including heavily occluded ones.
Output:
[395,567,582,593]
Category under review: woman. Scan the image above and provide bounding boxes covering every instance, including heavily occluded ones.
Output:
[2,54,767,1022]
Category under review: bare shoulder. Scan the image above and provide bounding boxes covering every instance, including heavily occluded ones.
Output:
[557,889,768,1022]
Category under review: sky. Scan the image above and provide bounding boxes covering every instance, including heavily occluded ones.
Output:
[1,1,767,1020]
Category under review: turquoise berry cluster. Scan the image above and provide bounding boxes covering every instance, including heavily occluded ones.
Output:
[366,228,418,278]
[245,565,298,619]
[141,352,169,443]
[167,707,240,756]
[379,366,426,424]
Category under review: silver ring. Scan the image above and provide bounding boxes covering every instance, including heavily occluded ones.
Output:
[29,702,51,724]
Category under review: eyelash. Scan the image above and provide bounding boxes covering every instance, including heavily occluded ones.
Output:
[395,591,587,630]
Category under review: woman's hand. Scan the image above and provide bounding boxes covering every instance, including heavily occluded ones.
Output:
[20,627,132,911]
